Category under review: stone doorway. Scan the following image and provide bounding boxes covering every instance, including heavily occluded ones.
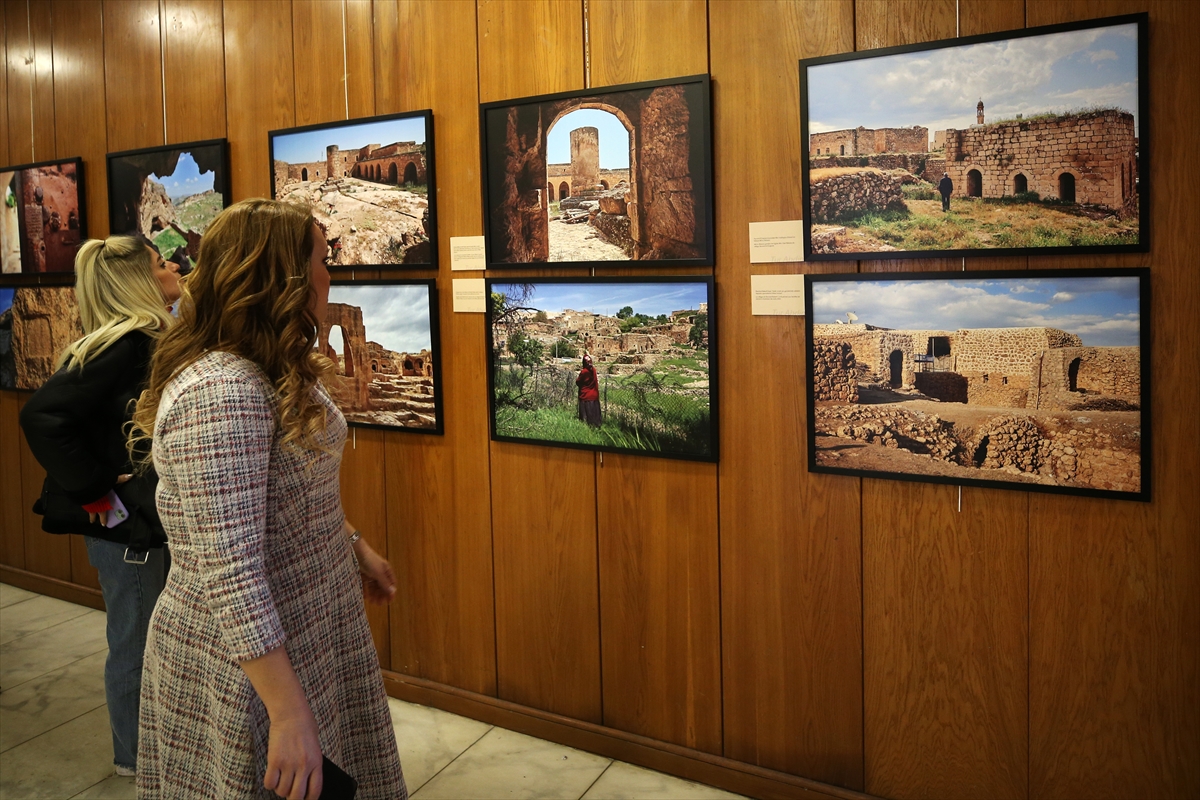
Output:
[547,182,555,202]
[389,163,398,184]
[1013,173,1028,194]
[1058,172,1076,203]
[302,167,308,181]
[889,350,904,388]
[559,181,570,199]
[967,169,982,198]
[1068,357,1081,391]
[404,162,418,185]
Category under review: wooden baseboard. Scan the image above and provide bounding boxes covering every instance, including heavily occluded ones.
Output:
[381,671,874,800]
[0,565,106,611]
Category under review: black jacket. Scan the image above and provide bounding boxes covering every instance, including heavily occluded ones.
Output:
[19,330,161,545]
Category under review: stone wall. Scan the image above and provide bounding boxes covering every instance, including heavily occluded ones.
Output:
[14,164,82,273]
[809,126,928,156]
[914,371,967,403]
[942,110,1137,212]
[812,341,858,402]
[1035,346,1140,411]
[951,327,1081,375]
[320,302,370,411]
[964,373,1030,408]
[808,169,905,223]
[811,153,929,174]
[11,286,82,389]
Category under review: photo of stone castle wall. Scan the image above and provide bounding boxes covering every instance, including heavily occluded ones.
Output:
[804,19,1141,254]
[272,115,432,267]
[2,161,84,275]
[318,284,438,431]
[809,274,1144,496]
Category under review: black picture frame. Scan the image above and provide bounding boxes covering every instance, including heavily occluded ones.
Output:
[320,278,443,435]
[1,156,87,283]
[269,110,437,270]
[804,267,1150,502]
[479,74,714,268]
[106,138,231,274]
[0,284,81,391]
[486,275,717,462]
[800,13,1149,261]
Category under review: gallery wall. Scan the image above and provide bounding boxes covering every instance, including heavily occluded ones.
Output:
[1,1,1196,798]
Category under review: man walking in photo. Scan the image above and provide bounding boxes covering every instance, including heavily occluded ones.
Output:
[938,172,954,212]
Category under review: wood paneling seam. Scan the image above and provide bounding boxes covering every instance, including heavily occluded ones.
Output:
[158,0,166,141]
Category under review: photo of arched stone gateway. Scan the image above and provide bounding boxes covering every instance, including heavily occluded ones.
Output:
[805,270,1149,501]
[800,15,1146,259]
[481,75,713,266]
[270,111,436,268]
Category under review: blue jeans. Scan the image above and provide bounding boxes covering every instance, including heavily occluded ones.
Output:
[84,536,168,771]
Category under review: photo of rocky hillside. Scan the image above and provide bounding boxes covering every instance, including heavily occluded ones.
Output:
[318,281,441,432]
[806,270,1148,500]
[107,140,229,273]
[0,285,82,390]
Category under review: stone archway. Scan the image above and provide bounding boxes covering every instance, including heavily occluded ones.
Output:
[889,349,904,388]
[404,162,418,185]
[1058,172,1076,203]
[1013,173,1028,194]
[559,181,570,199]
[389,163,398,184]
[302,167,308,181]
[600,180,609,189]
[547,182,555,202]
[967,169,982,198]
[1068,357,1081,391]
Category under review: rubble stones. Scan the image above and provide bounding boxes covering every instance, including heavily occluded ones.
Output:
[812,341,859,402]
[809,170,906,223]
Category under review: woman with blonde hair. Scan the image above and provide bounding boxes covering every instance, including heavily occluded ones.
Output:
[20,235,181,777]
[131,198,405,799]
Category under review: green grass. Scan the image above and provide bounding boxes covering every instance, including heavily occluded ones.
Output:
[152,228,186,253]
[175,191,223,233]
[902,184,938,201]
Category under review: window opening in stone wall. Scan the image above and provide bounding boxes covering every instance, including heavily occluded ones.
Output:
[967,169,982,197]
[889,349,904,388]
[1058,172,1075,203]
[840,145,845,155]
[1013,173,1028,194]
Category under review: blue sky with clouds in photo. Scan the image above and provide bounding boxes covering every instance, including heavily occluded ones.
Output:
[808,21,1139,142]
[493,282,707,318]
[327,284,432,355]
[272,117,427,164]
[150,152,215,202]
[547,109,630,168]
[812,275,1140,346]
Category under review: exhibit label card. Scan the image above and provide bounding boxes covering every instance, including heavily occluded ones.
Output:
[751,274,806,316]
[748,220,805,263]
[452,278,486,313]
[450,236,486,271]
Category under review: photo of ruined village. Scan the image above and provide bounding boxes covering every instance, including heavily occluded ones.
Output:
[108,141,228,273]
[2,158,85,276]
[318,281,440,432]
[802,17,1144,258]
[0,285,82,391]
[271,112,434,267]
[806,271,1147,499]
[488,279,715,460]
[481,76,712,266]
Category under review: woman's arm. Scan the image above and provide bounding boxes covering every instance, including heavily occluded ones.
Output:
[239,647,323,800]
[342,519,396,604]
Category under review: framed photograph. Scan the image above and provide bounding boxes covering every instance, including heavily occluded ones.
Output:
[800,13,1148,260]
[107,139,231,273]
[0,285,82,390]
[480,75,713,267]
[320,279,442,434]
[269,110,436,269]
[805,268,1150,501]
[487,276,717,462]
[1,157,86,280]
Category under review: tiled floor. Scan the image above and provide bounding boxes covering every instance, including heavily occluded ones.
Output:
[0,583,746,799]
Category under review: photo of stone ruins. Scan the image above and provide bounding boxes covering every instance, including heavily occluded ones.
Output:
[490,282,712,458]
[484,81,709,264]
[273,117,431,267]
[0,286,82,391]
[805,21,1141,254]
[809,277,1144,496]
[317,286,437,431]
[2,162,83,274]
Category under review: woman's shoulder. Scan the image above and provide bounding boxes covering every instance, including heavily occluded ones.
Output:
[160,352,274,415]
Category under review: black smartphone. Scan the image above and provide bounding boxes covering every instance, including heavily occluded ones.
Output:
[318,755,358,800]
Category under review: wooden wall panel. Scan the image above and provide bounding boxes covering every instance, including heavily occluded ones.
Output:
[163,0,227,144]
[376,0,496,694]
[0,5,9,166]
[27,0,54,162]
[292,0,348,127]
[223,0,294,200]
[340,428,390,668]
[0,393,25,567]
[4,0,32,162]
[344,0,374,120]
[1025,2,1200,798]
[18,396,68,580]
[710,0,864,789]
[102,0,164,153]
[477,0,600,721]
[586,0,719,756]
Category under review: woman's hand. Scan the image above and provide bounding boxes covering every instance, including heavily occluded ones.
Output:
[355,540,397,604]
[263,708,324,800]
[86,475,133,525]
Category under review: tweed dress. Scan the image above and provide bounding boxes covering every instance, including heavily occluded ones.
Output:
[137,352,406,799]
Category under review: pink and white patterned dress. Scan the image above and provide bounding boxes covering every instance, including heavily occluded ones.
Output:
[138,351,406,799]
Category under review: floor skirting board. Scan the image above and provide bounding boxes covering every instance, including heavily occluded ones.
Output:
[0,565,105,612]
[382,671,877,800]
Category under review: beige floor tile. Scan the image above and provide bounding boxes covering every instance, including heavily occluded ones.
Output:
[1,593,95,644]
[0,610,108,689]
[0,583,38,608]
[388,697,492,793]
[70,774,136,799]
[581,761,747,800]
[1,650,108,752]
[412,727,610,800]
[0,704,116,799]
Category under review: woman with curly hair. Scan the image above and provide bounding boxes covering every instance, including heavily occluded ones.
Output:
[130,199,406,799]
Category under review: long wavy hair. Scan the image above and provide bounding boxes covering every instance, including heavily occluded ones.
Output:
[130,198,334,457]
[58,236,174,371]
